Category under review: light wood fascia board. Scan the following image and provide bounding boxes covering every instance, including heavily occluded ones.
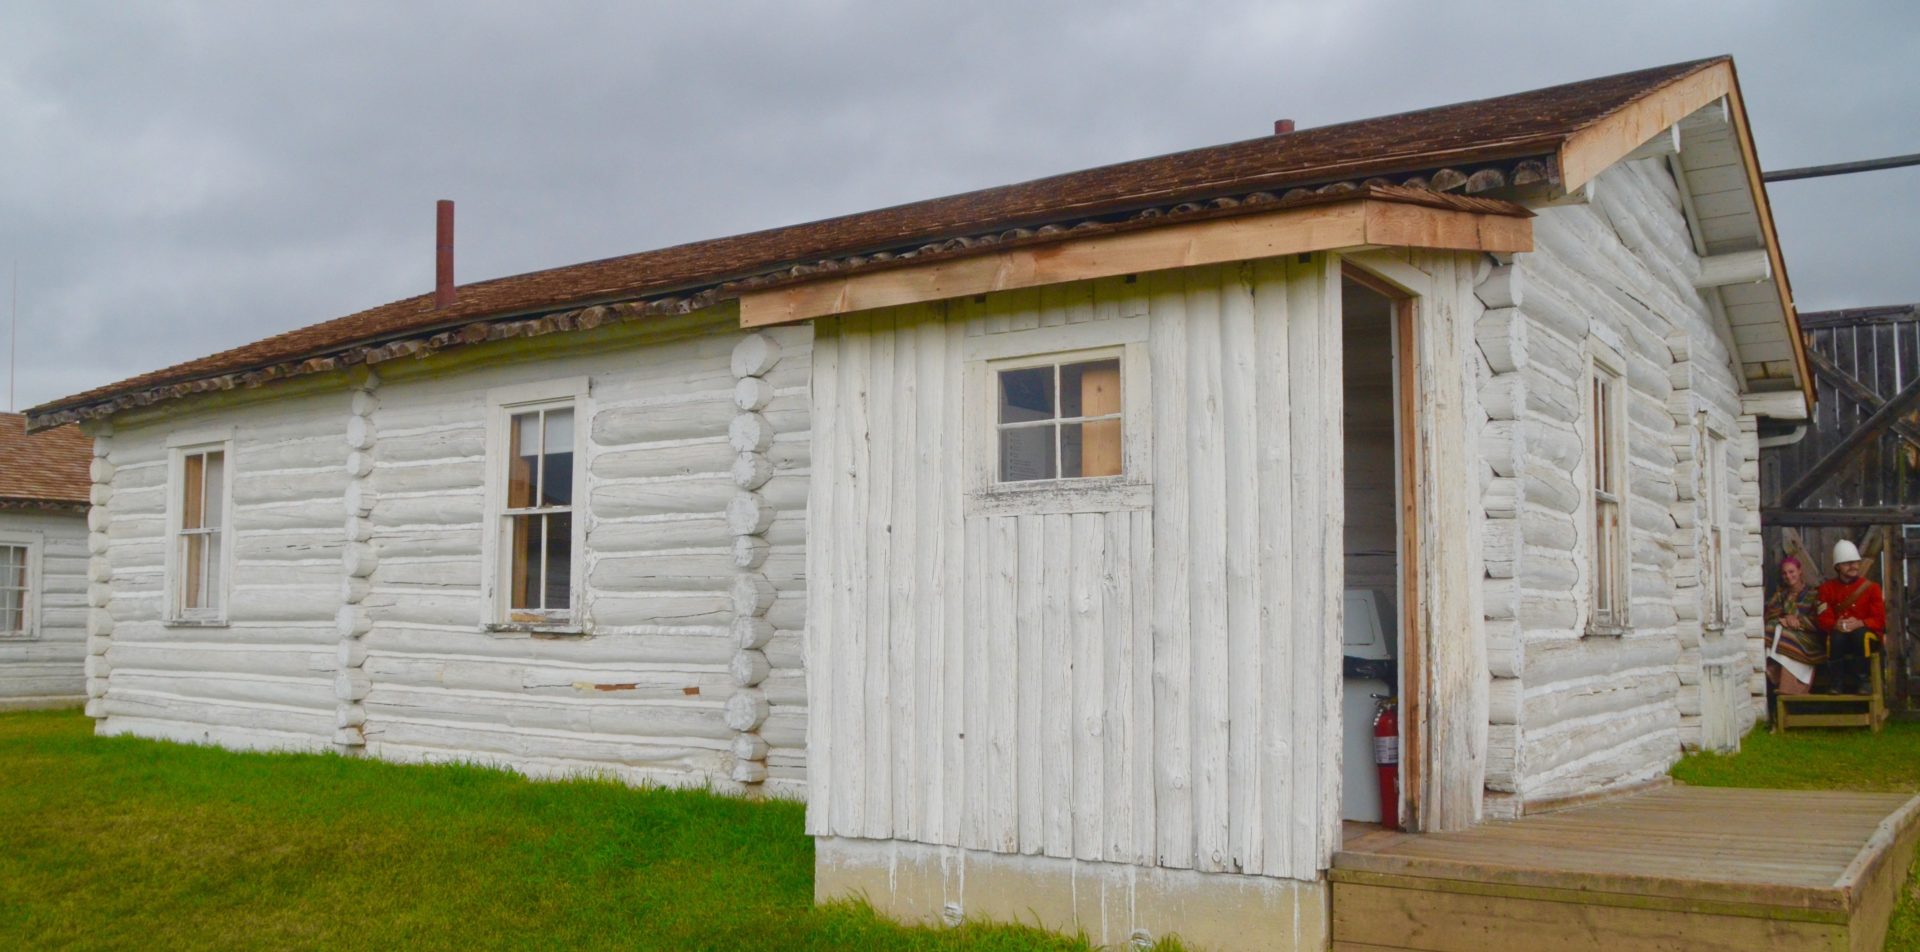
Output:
[737,200,1531,327]
[1558,61,1733,192]
[1561,58,1812,407]
[1722,62,1814,409]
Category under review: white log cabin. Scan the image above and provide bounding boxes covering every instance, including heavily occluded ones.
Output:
[27,57,1814,950]
[0,413,93,709]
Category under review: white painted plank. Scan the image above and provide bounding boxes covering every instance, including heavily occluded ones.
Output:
[1070,510,1106,861]
[1147,268,1195,869]
[1016,513,1045,853]
[1041,511,1073,858]
[1252,257,1296,878]
[1184,266,1232,873]
[1218,263,1263,875]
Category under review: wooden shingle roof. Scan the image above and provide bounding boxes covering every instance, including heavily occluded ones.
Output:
[0,413,91,510]
[32,56,1743,426]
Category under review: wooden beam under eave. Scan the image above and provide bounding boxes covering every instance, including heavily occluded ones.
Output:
[737,199,1532,327]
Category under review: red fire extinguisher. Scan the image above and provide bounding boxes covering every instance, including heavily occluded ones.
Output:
[1372,694,1401,831]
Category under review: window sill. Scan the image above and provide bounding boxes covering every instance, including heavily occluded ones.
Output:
[1583,624,1632,639]
[484,622,589,638]
[0,633,40,641]
[967,480,1151,517]
[163,618,230,629]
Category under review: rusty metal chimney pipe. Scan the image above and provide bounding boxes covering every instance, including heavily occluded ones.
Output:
[435,200,455,308]
[1273,119,1296,135]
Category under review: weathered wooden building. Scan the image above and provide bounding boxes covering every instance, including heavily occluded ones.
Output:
[0,412,92,709]
[1760,303,1920,708]
[29,57,1816,949]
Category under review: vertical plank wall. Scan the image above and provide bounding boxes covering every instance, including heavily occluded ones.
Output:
[807,257,1344,881]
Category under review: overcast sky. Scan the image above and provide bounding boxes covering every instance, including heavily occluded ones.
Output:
[3,1,1915,411]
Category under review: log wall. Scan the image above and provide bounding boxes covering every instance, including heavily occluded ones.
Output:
[88,309,812,796]
[0,509,89,708]
[1475,159,1761,816]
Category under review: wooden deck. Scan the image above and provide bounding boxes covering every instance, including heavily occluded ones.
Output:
[1330,785,1920,952]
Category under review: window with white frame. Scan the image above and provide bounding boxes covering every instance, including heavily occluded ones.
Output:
[169,443,230,623]
[487,381,586,628]
[1589,364,1628,630]
[1701,422,1729,627]
[0,536,39,638]
[995,355,1125,483]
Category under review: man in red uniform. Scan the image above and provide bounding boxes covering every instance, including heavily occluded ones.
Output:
[1817,540,1887,695]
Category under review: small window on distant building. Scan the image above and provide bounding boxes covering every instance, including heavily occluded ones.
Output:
[169,444,229,623]
[0,539,35,637]
[1589,366,1628,630]
[996,357,1123,482]
[502,404,575,623]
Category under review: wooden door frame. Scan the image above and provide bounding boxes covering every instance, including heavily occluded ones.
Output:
[1340,261,1425,833]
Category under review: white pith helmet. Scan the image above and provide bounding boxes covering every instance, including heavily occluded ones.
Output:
[1833,540,1863,565]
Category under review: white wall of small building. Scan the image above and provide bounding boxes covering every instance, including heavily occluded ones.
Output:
[0,508,89,709]
[1474,158,1762,815]
[805,259,1348,882]
[85,308,812,796]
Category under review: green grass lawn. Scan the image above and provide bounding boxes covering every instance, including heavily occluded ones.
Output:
[0,708,1139,951]
[8,707,1917,951]
[1673,720,1920,951]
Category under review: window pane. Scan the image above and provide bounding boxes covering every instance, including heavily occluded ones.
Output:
[999,367,1055,424]
[0,545,21,577]
[508,412,539,509]
[181,534,207,610]
[203,532,223,610]
[0,606,18,635]
[1060,359,1121,418]
[182,453,206,530]
[541,409,574,507]
[509,514,538,611]
[999,425,1056,482]
[202,452,225,529]
[1061,419,1123,478]
[545,512,573,610]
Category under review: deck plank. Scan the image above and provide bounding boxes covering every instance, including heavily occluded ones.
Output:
[1331,785,1920,951]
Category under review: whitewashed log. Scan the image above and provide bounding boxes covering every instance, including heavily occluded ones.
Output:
[730,574,776,617]
[730,333,782,378]
[725,492,775,536]
[731,536,770,570]
[1692,250,1770,288]
[732,732,769,760]
[733,614,774,650]
[733,376,775,412]
[729,650,770,687]
[728,413,775,454]
[1475,265,1525,310]
[723,689,770,731]
[731,453,773,491]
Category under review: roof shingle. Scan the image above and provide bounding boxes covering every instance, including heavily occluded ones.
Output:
[0,413,91,508]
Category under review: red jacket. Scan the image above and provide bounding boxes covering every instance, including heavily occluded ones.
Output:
[1817,577,1887,634]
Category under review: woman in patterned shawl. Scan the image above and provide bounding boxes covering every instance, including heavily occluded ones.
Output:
[1765,555,1826,695]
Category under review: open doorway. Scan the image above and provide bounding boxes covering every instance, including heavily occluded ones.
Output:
[1338,270,1412,829]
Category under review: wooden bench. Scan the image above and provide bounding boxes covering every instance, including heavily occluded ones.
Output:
[1775,662,1888,733]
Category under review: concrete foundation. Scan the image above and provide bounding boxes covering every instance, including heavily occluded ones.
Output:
[815,837,1331,951]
